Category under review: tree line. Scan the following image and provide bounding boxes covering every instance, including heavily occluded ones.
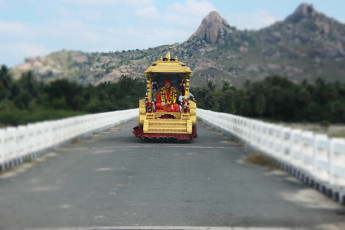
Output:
[193,76,345,124]
[0,65,145,126]
[2,63,345,126]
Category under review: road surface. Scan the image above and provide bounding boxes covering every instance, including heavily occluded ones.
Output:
[0,119,344,230]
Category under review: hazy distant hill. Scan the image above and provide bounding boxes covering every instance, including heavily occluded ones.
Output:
[12,3,345,88]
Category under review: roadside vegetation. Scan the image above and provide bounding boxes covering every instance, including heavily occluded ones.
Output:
[193,76,345,124]
[2,63,345,128]
[244,153,281,170]
[0,65,145,126]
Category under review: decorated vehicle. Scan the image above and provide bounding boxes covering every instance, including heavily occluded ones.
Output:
[133,52,197,141]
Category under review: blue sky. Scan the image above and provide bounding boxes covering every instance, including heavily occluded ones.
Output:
[1,0,345,67]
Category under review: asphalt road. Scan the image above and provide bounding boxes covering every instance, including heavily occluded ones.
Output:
[0,119,344,230]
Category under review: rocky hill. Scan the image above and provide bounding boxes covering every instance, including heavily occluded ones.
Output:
[189,11,233,45]
[12,3,345,88]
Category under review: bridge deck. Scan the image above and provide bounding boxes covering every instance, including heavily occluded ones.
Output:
[0,119,344,230]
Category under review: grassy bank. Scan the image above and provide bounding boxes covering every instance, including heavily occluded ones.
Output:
[0,109,87,127]
[277,122,345,138]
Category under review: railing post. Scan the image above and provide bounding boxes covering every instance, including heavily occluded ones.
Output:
[0,129,4,170]
[330,138,345,187]
[313,134,329,183]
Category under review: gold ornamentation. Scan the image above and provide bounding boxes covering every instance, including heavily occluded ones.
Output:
[160,86,178,105]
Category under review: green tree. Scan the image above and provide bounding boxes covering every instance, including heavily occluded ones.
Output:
[219,88,234,113]
[12,71,42,109]
[255,94,266,118]
[0,65,13,100]
[44,79,84,110]
[329,101,345,122]
[207,81,216,91]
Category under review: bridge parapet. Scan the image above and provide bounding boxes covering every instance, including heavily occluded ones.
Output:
[0,109,137,171]
[198,109,345,205]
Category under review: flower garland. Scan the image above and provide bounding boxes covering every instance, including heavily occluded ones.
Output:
[160,87,177,105]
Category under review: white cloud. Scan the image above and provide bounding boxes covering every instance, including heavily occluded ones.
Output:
[168,0,216,17]
[55,7,105,21]
[165,0,216,28]
[132,0,217,45]
[0,42,51,66]
[0,16,187,60]
[0,19,107,66]
[98,25,189,51]
[124,0,154,8]
[58,0,154,8]
[135,6,159,18]
[0,21,42,39]
[228,8,280,30]
[0,21,26,33]
[15,43,50,57]
[129,27,189,46]
[0,0,215,66]
[42,19,106,45]
[134,0,216,29]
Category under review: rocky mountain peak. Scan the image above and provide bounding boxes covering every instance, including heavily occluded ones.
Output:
[11,4,345,87]
[189,11,232,45]
[287,3,319,22]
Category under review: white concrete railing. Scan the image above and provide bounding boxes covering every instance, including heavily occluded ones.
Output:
[0,109,138,170]
[198,109,345,203]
